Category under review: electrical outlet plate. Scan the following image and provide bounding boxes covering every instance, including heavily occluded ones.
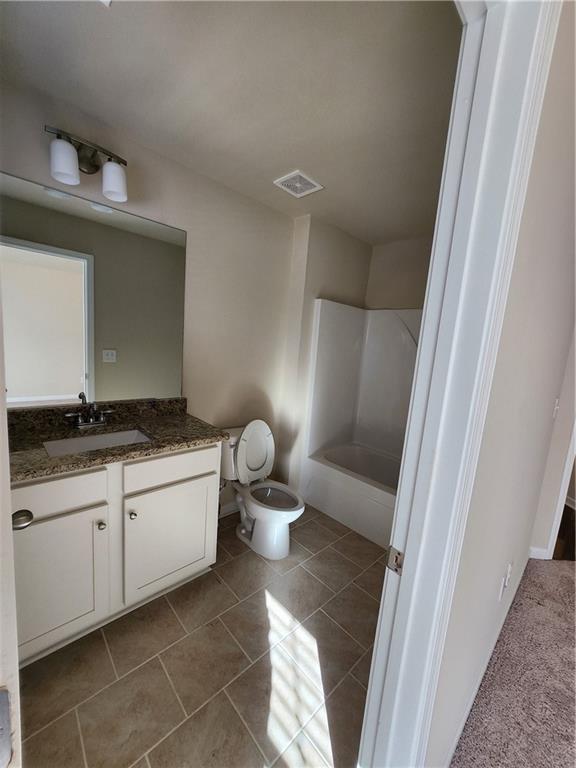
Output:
[102,349,117,363]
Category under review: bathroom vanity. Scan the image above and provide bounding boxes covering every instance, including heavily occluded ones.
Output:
[8,398,226,663]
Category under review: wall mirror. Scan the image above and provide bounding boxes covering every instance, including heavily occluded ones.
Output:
[0,173,186,406]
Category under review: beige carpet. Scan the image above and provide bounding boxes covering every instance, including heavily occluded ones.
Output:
[451,559,575,768]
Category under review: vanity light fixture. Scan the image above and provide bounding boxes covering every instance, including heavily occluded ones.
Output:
[44,125,128,203]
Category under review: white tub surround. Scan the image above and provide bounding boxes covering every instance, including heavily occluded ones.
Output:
[299,299,421,546]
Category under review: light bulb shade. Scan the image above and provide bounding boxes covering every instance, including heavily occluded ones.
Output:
[102,160,127,202]
[50,138,80,186]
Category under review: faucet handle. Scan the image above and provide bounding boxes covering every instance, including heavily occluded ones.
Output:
[96,408,114,423]
[78,392,87,405]
[64,412,81,427]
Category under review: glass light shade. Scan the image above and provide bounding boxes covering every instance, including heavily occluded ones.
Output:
[102,160,127,202]
[50,138,80,185]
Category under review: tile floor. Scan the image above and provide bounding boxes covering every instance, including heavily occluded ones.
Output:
[20,505,387,768]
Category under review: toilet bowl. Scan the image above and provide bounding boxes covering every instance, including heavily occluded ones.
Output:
[220,420,305,559]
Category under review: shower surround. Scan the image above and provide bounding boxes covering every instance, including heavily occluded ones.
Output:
[299,299,422,546]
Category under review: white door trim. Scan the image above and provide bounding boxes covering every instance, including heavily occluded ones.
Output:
[0,279,21,764]
[360,1,562,766]
[530,419,576,560]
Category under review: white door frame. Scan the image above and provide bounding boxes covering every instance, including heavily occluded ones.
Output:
[534,419,575,560]
[0,236,95,403]
[360,1,562,766]
[0,282,20,766]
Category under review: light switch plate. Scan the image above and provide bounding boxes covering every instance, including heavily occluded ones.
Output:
[102,349,117,363]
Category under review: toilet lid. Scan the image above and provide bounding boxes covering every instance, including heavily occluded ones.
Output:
[235,419,275,485]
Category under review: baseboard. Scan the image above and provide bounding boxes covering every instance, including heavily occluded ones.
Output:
[566,495,575,511]
[529,545,551,560]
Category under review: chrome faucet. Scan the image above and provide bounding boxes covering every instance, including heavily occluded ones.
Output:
[64,393,114,429]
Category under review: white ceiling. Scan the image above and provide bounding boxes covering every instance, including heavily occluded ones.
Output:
[0,1,461,246]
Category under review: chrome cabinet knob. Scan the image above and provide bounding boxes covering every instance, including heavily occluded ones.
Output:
[97,521,107,531]
[128,511,138,520]
[12,509,34,530]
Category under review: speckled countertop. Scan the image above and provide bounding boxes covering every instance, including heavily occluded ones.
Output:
[8,397,228,484]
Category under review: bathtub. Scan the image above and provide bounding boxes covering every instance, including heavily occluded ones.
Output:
[323,443,400,491]
[299,442,399,547]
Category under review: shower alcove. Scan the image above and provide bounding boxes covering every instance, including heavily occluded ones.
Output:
[299,298,422,546]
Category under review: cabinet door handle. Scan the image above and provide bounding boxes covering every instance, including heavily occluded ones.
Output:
[12,509,34,530]
[128,511,138,520]
[97,521,107,531]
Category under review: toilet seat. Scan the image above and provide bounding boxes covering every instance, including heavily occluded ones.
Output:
[247,480,303,513]
[235,419,275,485]
[235,479,305,523]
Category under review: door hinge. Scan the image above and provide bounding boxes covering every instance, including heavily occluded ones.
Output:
[386,546,404,575]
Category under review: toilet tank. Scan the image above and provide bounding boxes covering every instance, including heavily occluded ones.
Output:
[220,427,244,481]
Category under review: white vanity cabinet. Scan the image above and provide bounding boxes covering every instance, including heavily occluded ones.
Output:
[122,446,220,604]
[11,469,110,661]
[12,443,221,663]
[124,474,218,603]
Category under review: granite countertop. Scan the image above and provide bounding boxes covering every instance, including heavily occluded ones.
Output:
[8,398,228,484]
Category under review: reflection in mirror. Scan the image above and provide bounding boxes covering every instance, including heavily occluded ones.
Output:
[0,173,186,406]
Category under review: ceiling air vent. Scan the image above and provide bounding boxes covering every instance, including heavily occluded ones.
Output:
[273,170,324,198]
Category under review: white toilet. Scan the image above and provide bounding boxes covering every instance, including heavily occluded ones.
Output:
[220,419,305,559]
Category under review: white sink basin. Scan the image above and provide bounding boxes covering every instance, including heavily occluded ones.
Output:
[44,429,151,458]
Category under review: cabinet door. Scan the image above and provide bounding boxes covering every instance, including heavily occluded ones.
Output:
[124,473,218,604]
[14,505,109,660]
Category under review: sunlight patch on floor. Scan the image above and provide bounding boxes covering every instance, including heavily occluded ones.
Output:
[264,591,328,759]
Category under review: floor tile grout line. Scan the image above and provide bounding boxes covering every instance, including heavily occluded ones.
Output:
[313,516,353,539]
[99,627,120,680]
[211,567,244,605]
[128,753,151,768]
[157,654,188,720]
[349,662,369,690]
[352,579,382,604]
[23,639,195,742]
[295,562,336,594]
[303,672,360,760]
[21,705,80,744]
[223,688,273,767]
[74,708,89,768]
[270,724,330,768]
[349,644,373,682]
[300,560,355,592]
[318,607,370,651]
[347,580,382,605]
[217,616,253,665]
[327,543,385,573]
[163,593,191,637]
[141,661,265,765]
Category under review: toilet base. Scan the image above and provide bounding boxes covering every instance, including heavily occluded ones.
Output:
[235,520,290,560]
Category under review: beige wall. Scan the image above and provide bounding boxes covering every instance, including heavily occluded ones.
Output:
[0,82,294,466]
[0,196,185,401]
[280,215,372,482]
[426,5,575,765]
[366,236,432,309]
